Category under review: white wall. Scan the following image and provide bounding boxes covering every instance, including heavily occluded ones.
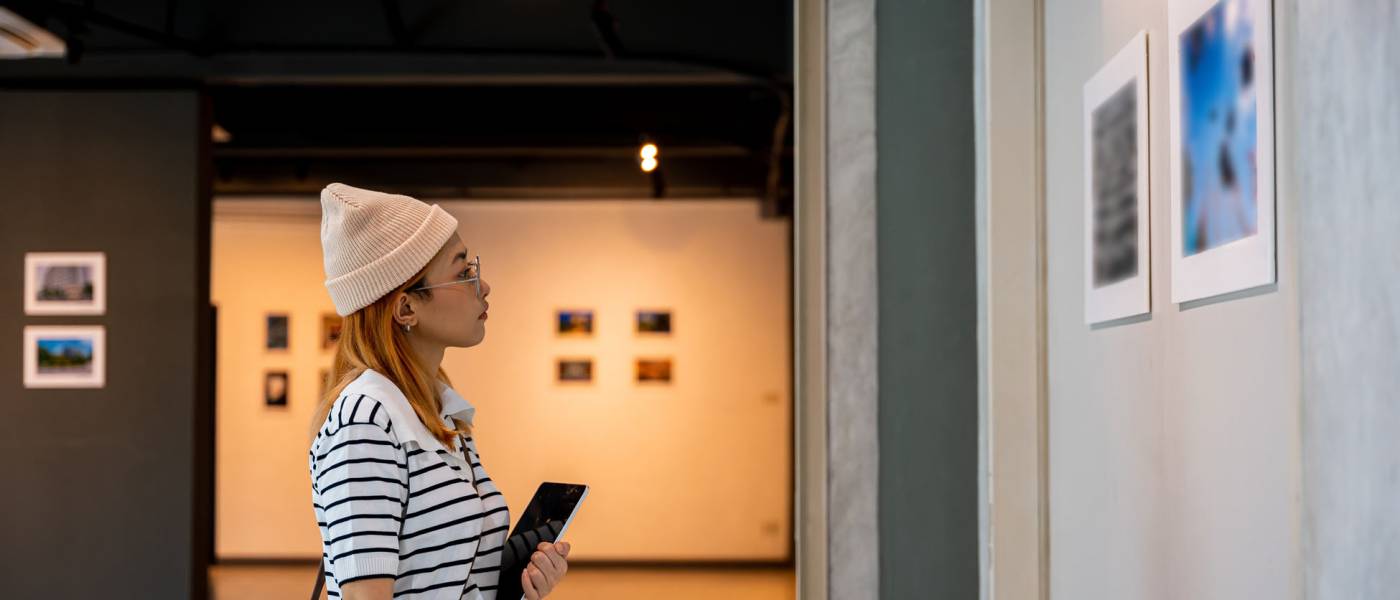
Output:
[212,198,792,561]
[1044,1,1301,598]
[1293,1,1400,597]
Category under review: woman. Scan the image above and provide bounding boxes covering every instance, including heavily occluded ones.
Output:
[307,183,571,600]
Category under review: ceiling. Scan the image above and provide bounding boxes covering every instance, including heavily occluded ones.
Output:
[0,0,793,213]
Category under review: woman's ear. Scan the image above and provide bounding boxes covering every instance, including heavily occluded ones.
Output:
[392,291,417,327]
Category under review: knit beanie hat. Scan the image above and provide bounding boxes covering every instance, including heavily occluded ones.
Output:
[320,183,459,316]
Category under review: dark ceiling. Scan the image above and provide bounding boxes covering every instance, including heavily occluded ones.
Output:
[0,0,793,214]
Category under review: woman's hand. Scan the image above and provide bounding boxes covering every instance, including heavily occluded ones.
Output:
[522,541,571,599]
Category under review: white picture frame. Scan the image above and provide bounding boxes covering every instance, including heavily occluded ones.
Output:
[1084,31,1152,325]
[23,325,106,389]
[24,252,106,316]
[1168,0,1276,303]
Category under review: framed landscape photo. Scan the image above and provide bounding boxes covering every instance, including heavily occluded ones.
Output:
[557,358,594,384]
[636,357,673,384]
[1169,0,1276,303]
[23,325,105,388]
[1083,31,1152,324]
[635,310,673,335]
[24,252,106,316]
[556,309,594,337]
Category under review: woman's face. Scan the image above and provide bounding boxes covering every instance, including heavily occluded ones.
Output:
[408,233,492,348]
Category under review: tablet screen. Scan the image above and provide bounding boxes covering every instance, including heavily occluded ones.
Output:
[495,482,588,600]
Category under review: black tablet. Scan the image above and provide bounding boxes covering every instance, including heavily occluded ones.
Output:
[495,482,589,600]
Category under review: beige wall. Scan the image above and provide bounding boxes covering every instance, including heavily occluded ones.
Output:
[212,198,792,561]
[979,0,1047,598]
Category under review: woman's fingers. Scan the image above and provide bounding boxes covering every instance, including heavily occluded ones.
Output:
[554,541,571,558]
[536,543,567,573]
[528,563,552,596]
[522,567,541,600]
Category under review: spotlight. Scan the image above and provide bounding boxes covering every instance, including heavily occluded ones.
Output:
[639,142,659,172]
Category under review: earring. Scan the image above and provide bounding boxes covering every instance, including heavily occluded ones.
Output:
[404,324,412,334]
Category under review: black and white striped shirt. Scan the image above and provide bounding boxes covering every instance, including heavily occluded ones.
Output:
[309,369,511,599]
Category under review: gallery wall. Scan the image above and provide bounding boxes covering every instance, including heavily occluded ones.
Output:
[0,91,207,599]
[212,198,792,561]
[1293,0,1400,597]
[1044,1,1301,599]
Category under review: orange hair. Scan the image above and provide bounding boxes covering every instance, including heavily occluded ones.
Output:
[309,263,470,448]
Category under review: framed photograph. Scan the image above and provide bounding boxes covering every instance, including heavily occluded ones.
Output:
[636,310,673,335]
[266,314,289,351]
[319,367,332,400]
[1169,0,1275,303]
[557,358,594,383]
[265,370,289,406]
[1083,31,1152,324]
[321,313,343,351]
[24,252,106,316]
[636,358,673,384]
[556,310,594,337]
[23,325,105,388]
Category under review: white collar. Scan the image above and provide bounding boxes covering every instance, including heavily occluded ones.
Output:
[343,368,475,453]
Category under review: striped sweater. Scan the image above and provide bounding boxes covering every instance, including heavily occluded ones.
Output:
[309,369,511,599]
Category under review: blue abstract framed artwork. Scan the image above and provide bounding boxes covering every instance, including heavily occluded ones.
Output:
[1169,0,1276,303]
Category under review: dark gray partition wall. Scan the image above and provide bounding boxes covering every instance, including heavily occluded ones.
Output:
[876,0,980,597]
[0,91,211,599]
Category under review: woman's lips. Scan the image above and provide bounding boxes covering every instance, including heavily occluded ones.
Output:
[479,312,489,320]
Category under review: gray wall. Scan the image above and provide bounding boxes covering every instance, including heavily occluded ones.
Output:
[877,0,980,597]
[1044,1,1301,599]
[1295,1,1400,597]
[826,0,882,596]
[0,91,209,599]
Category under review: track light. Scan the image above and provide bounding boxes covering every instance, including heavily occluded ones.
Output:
[639,142,659,172]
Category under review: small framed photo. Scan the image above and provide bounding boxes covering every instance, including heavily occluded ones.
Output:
[266,314,289,351]
[23,325,105,388]
[319,367,332,400]
[24,252,106,316]
[557,358,594,383]
[1083,31,1152,324]
[265,370,289,407]
[636,310,673,335]
[321,313,343,351]
[556,310,594,337]
[636,357,673,384]
[1169,0,1276,302]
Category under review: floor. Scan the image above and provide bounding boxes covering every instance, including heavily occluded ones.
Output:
[208,563,796,600]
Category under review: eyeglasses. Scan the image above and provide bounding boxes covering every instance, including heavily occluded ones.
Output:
[411,255,483,297]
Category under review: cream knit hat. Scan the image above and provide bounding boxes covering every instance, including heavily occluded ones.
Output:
[320,183,459,316]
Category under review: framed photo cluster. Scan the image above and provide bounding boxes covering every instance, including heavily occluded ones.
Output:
[554,308,674,385]
[22,253,107,389]
[259,311,343,407]
[1082,0,1275,325]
